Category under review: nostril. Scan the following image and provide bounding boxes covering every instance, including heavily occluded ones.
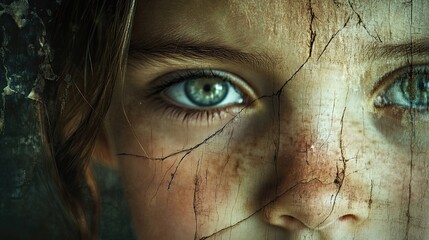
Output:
[262,179,370,232]
[338,214,359,222]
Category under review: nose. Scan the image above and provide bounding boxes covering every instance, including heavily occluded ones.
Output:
[264,178,369,231]
[260,78,370,233]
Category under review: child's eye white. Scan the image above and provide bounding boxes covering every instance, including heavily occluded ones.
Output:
[161,70,245,109]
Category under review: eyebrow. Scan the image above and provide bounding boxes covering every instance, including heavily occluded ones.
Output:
[128,38,275,69]
[128,36,429,67]
[365,38,429,61]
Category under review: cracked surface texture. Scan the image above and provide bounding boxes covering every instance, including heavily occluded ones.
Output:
[12,0,414,240]
[102,0,429,239]
[0,0,68,238]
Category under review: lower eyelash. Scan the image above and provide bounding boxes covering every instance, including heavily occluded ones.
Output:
[148,94,237,125]
[166,107,223,124]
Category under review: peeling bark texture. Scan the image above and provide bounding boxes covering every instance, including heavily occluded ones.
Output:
[0,1,135,239]
[0,0,65,238]
[0,0,68,238]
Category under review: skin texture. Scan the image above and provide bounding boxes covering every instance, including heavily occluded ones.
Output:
[105,0,429,239]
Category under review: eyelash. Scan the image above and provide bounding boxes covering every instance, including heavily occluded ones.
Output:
[145,69,249,124]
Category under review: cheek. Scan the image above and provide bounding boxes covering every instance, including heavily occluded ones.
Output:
[118,153,198,238]
[341,117,429,226]
[116,102,283,236]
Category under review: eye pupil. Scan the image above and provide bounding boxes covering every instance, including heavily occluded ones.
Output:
[203,84,211,92]
[185,78,229,106]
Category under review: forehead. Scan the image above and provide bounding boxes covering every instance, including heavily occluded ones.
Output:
[130,0,429,82]
[133,0,427,45]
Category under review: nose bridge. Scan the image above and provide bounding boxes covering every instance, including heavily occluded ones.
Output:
[262,78,370,231]
[277,81,347,184]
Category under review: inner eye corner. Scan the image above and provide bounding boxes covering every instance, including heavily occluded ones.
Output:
[372,94,385,108]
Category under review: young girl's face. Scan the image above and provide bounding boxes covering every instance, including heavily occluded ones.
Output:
[106,0,429,239]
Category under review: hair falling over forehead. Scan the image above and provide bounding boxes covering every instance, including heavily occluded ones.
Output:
[44,0,135,239]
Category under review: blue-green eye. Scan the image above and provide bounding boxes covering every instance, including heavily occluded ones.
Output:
[374,65,429,110]
[162,70,245,108]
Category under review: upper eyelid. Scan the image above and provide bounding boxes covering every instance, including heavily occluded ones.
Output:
[370,66,409,96]
[370,64,429,97]
[142,69,215,97]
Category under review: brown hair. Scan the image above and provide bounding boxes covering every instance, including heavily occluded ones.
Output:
[44,0,135,239]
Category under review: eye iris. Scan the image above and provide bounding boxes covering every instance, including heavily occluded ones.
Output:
[185,78,229,106]
[399,70,429,107]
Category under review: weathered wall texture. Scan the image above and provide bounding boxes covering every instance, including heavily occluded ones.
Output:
[0,1,135,239]
[0,0,69,238]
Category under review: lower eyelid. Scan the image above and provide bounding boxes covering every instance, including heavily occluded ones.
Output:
[372,99,429,125]
[155,101,244,126]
